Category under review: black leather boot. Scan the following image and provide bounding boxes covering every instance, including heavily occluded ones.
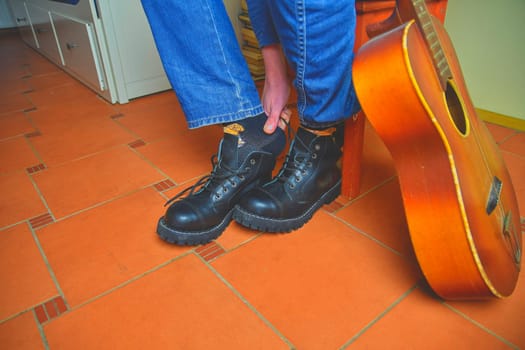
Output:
[233,125,343,232]
[157,132,278,245]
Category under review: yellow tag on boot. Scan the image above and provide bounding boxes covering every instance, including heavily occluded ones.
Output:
[223,123,246,147]
[301,126,337,137]
[223,123,245,136]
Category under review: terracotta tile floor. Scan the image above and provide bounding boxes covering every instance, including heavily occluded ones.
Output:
[1,30,524,349]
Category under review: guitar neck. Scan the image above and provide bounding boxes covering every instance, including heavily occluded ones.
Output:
[409,0,452,89]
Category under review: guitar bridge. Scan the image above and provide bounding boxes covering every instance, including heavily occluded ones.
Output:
[486,176,502,215]
[503,212,522,268]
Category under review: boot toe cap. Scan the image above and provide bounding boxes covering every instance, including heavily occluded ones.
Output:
[164,201,204,232]
[239,188,282,218]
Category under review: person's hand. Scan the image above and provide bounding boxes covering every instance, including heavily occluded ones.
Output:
[262,77,290,133]
[261,44,290,134]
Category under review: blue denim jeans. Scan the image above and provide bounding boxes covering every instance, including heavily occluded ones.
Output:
[141,0,359,129]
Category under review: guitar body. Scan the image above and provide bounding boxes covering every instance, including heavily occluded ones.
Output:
[353,17,521,299]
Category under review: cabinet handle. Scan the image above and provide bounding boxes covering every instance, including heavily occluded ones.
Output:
[16,17,27,23]
[66,42,79,50]
[36,28,49,34]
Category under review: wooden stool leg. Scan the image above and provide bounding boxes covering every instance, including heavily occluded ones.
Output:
[341,110,366,198]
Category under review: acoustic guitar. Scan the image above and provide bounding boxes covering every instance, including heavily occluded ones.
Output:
[352,0,521,299]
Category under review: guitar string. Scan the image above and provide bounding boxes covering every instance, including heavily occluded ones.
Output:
[414,0,498,207]
[412,0,520,278]
[417,0,521,266]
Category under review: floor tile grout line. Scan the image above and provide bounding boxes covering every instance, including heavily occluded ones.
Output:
[34,183,164,225]
[220,231,265,255]
[23,134,46,169]
[197,253,296,349]
[327,211,406,259]
[497,129,521,146]
[0,295,54,326]
[333,175,398,214]
[1,218,32,232]
[110,115,143,141]
[62,250,195,316]
[22,88,34,106]
[0,211,52,232]
[27,221,68,308]
[22,108,46,164]
[196,240,226,256]
[157,190,171,202]
[338,284,418,349]
[24,82,80,100]
[0,181,166,232]
[0,132,35,143]
[127,145,173,181]
[17,120,171,170]
[155,171,232,202]
[27,171,56,222]
[25,143,131,169]
[9,131,181,189]
[500,148,525,162]
[32,310,51,350]
[0,87,35,117]
[0,106,35,118]
[0,293,66,326]
[441,302,520,349]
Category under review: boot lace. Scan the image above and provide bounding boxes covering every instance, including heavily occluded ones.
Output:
[273,118,314,188]
[164,154,251,206]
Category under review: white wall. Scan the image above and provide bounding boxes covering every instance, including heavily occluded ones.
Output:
[444,0,525,120]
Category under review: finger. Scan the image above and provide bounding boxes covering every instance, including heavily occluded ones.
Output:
[278,107,291,131]
[263,109,281,134]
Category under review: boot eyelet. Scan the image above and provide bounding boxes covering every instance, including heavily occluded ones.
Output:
[239,175,245,180]
[223,188,228,193]
[289,184,295,189]
[231,182,237,187]
[314,144,321,151]
[250,159,256,165]
[312,153,318,159]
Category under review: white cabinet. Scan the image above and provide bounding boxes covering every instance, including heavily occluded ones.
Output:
[7,0,171,104]
[52,12,105,92]
[92,0,171,103]
[8,0,38,48]
[7,0,246,104]
[26,3,63,64]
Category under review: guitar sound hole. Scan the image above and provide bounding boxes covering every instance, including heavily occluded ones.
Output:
[445,80,468,136]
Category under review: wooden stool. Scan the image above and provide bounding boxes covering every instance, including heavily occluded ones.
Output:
[342,0,449,198]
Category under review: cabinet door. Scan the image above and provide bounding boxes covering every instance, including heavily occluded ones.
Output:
[8,0,38,48]
[26,3,63,64]
[52,13,106,91]
[100,0,171,99]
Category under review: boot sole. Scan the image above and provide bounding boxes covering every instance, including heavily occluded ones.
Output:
[156,209,234,246]
[233,180,341,233]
